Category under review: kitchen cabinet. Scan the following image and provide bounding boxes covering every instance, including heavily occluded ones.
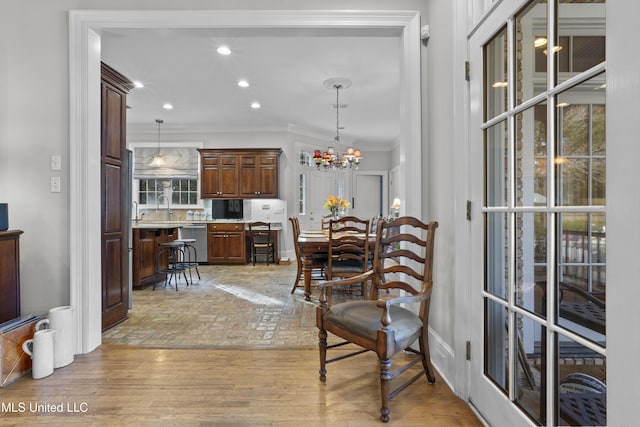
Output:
[207,223,245,264]
[199,151,239,198]
[0,230,22,324]
[132,227,179,288]
[199,148,281,199]
[239,150,280,198]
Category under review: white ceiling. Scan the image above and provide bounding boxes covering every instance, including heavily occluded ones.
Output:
[101,27,402,149]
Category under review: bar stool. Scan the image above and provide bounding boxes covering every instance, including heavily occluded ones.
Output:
[154,241,188,290]
[174,238,201,284]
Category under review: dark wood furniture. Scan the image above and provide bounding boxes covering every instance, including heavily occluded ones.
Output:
[198,148,281,199]
[289,218,326,294]
[321,214,333,230]
[316,217,439,423]
[199,151,240,198]
[325,216,370,296]
[296,229,376,301]
[101,62,133,330]
[207,223,246,264]
[247,222,276,265]
[132,226,179,288]
[0,315,38,387]
[0,230,23,324]
[239,150,280,198]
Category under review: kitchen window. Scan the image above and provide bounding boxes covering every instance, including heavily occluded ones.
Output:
[132,144,202,209]
[138,178,198,207]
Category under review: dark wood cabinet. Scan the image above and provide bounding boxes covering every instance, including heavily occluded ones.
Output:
[199,151,239,198]
[199,148,280,199]
[101,62,133,331]
[132,227,179,288]
[207,223,245,264]
[239,150,280,198]
[0,230,22,324]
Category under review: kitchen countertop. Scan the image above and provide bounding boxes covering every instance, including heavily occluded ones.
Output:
[132,220,283,230]
[131,222,185,229]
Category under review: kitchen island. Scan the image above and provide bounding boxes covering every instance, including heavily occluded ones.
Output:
[131,223,180,289]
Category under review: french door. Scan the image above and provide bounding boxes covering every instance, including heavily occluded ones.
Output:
[468,1,606,425]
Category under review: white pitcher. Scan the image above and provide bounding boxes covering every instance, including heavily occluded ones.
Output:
[22,329,56,379]
[35,306,75,368]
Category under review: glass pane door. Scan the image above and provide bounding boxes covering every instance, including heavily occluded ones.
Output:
[468,1,606,425]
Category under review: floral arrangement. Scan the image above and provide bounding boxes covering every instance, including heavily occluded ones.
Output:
[324,195,350,216]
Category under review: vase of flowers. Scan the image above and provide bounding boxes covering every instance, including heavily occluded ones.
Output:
[324,195,350,219]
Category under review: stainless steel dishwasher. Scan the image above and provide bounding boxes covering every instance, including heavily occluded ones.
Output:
[179,224,208,263]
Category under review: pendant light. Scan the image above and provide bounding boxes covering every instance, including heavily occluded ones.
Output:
[149,119,166,168]
[313,77,363,170]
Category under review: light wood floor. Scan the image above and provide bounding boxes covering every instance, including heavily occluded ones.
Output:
[2,344,482,426]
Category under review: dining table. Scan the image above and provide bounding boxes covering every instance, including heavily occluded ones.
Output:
[296,229,376,301]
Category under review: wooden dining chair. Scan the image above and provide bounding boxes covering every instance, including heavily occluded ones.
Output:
[316,216,438,423]
[325,215,370,296]
[289,217,327,294]
[321,214,333,231]
[247,221,275,265]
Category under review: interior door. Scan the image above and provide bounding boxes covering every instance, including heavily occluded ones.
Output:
[299,168,337,231]
[352,173,385,220]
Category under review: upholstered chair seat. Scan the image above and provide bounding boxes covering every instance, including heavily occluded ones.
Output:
[322,301,422,352]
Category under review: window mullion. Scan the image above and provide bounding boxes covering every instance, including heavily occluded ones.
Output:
[545,1,558,425]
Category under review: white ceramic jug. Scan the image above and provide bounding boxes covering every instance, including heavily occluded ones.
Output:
[22,329,56,379]
[35,306,75,368]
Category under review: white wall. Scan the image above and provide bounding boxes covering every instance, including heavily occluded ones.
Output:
[422,0,458,368]
[604,1,640,425]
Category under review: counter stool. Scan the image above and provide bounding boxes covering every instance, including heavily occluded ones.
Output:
[174,238,201,284]
[154,241,188,291]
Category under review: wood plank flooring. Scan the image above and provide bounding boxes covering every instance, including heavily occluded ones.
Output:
[1,344,481,426]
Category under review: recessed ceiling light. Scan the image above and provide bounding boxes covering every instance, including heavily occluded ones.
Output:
[133,81,144,88]
[251,102,261,109]
[238,80,250,88]
[217,46,231,55]
[162,103,174,110]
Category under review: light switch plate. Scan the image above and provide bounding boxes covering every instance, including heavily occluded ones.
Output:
[51,155,62,171]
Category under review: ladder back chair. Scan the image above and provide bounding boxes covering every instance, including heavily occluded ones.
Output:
[289,217,327,294]
[321,214,333,230]
[247,221,275,265]
[325,215,370,297]
[316,216,438,423]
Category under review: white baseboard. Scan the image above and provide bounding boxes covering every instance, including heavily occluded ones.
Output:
[428,326,458,395]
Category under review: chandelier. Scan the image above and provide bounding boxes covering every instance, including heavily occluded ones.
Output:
[148,119,166,168]
[313,78,363,170]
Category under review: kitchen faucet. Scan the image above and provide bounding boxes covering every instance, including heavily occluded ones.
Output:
[132,201,145,222]
[157,194,172,219]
